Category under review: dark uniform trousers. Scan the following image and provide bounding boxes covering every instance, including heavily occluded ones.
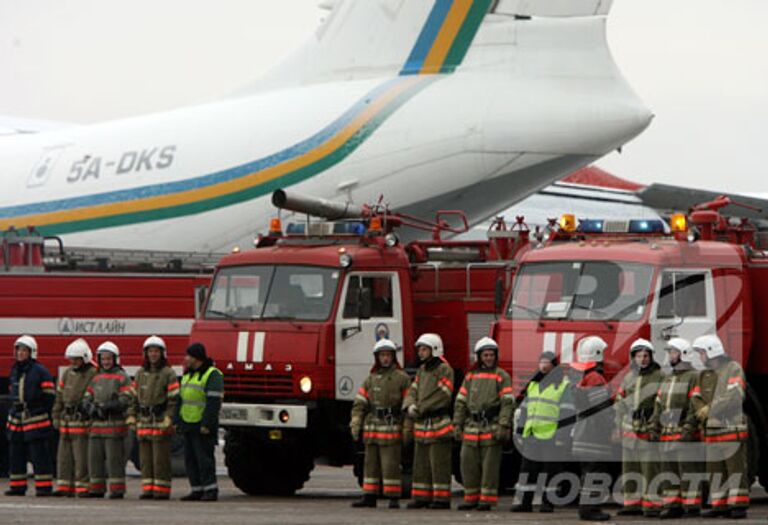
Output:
[9,439,54,494]
[184,430,218,494]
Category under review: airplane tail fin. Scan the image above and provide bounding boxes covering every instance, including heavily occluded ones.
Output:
[238,0,616,91]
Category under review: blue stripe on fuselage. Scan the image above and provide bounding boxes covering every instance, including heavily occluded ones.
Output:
[400,0,453,76]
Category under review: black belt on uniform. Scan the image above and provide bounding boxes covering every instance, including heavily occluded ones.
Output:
[420,407,451,420]
[139,403,167,417]
[374,406,401,419]
[470,406,500,422]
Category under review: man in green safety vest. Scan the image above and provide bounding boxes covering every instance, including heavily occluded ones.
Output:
[177,343,224,502]
[511,351,573,513]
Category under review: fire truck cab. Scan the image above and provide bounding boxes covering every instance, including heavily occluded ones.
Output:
[493,204,768,486]
[190,191,528,495]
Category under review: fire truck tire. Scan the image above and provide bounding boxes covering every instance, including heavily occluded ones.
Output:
[225,431,314,495]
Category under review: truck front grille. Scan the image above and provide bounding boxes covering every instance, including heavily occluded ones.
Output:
[224,372,294,397]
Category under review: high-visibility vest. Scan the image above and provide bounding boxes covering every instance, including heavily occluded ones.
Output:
[522,378,569,440]
[180,367,220,424]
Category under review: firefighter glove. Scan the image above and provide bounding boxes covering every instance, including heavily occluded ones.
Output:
[200,426,211,435]
[696,405,710,421]
[407,405,419,419]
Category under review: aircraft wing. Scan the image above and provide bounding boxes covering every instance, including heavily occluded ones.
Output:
[638,183,768,223]
[0,115,76,136]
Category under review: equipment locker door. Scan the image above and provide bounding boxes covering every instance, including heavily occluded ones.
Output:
[334,272,403,401]
[650,269,715,367]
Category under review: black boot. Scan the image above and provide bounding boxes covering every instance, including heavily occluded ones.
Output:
[685,508,701,517]
[579,506,611,521]
[428,501,450,509]
[83,492,105,498]
[644,509,661,518]
[180,492,203,501]
[476,503,492,512]
[701,508,728,518]
[457,502,477,511]
[108,492,124,500]
[660,507,685,520]
[511,503,533,512]
[406,500,430,509]
[727,508,747,519]
[351,494,377,508]
[200,491,218,502]
[617,508,643,516]
[4,489,25,497]
[388,498,400,509]
[139,492,154,500]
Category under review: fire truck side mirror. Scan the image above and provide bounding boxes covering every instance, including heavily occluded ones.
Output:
[194,285,209,319]
[494,278,505,313]
[358,287,373,320]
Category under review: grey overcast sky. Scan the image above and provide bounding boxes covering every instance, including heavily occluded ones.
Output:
[0,0,766,194]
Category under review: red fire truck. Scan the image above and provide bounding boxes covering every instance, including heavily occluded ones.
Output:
[492,198,768,486]
[0,229,217,473]
[189,190,530,495]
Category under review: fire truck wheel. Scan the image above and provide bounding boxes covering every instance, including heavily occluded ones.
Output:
[225,430,314,495]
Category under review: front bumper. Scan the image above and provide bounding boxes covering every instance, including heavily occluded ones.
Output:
[220,402,308,429]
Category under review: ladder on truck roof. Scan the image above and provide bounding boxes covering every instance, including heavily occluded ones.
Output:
[44,245,225,273]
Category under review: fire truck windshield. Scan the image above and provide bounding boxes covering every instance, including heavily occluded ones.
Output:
[506,261,654,322]
[205,265,341,321]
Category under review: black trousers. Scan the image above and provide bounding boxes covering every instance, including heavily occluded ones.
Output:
[579,461,610,511]
[183,430,217,494]
[8,439,54,494]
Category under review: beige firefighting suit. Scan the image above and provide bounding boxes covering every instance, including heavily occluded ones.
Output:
[52,363,97,496]
[350,364,411,499]
[403,356,455,504]
[453,365,515,507]
[135,364,180,498]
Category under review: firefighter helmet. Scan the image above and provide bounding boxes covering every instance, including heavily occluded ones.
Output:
[65,338,91,360]
[373,338,398,355]
[575,336,607,366]
[474,337,498,356]
[14,335,38,359]
[692,334,725,359]
[665,337,694,363]
[143,335,167,356]
[97,341,120,366]
[629,338,654,357]
[415,333,443,357]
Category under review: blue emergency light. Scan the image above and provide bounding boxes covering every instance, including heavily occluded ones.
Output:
[576,219,666,234]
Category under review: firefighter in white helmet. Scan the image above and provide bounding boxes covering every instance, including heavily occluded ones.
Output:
[570,336,613,521]
[649,337,702,518]
[134,335,180,499]
[690,335,749,518]
[403,333,455,509]
[5,335,56,496]
[52,339,97,497]
[82,341,134,498]
[453,337,515,511]
[349,338,411,508]
[613,338,663,516]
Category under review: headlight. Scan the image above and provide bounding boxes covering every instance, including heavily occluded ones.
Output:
[299,376,313,394]
[385,233,399,247]
[339,253,353,268]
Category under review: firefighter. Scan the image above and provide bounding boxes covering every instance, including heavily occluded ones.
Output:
[4,335,56,496]
[511,350,573,513]
[570,336,613,522]
[52,338,97,497]
[135,335,180,500]
[349,338,411,509]
[453,337,515,511]
[177,343,224,502]
[650,337,702,519]
[691,335,749,519]
[613,338,663,516]
[82,341,134,498]
[402,333,455,509]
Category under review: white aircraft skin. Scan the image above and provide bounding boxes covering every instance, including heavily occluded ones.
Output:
[0,0,652,252]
